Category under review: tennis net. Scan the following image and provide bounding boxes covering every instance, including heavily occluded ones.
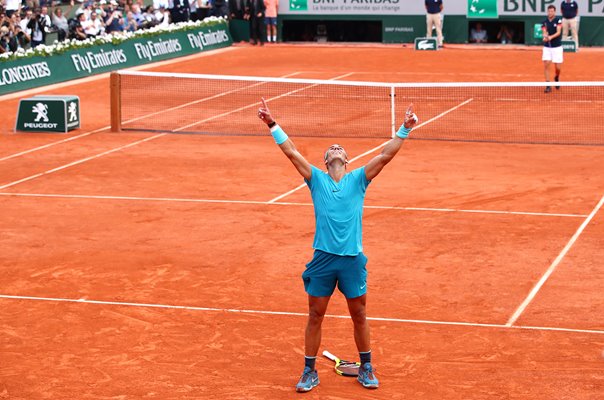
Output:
[111,71,604,145]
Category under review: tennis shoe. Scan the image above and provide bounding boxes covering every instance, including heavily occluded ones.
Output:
[357,363,379,389]
[544,86,552,93]
[296,366,319,392]
[555,76,560,90]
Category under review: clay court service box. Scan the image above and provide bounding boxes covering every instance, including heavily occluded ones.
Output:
[16,95,80,133]
[414,37,438,51]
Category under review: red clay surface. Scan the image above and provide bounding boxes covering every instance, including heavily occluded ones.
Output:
[1,44,603,399]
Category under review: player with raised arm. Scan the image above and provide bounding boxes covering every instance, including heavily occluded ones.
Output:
[257,98,418,392]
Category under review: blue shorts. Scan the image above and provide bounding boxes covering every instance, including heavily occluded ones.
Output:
[302,250,368,299]
[265,17,277,26]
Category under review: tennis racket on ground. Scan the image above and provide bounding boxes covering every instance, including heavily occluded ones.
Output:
[322,350,360,377]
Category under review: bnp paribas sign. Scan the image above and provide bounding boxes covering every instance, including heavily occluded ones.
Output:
[16,95,80,133]
[468,0,498,18]
[290,0,308,10]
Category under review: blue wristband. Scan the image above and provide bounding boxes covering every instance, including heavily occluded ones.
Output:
[270,125,288,145]
[396,125,411,139]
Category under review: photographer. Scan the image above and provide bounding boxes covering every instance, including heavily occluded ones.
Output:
[27,7,48,47]
[0,25,12,53]
[103,4,123,34]
[12,23,27,50]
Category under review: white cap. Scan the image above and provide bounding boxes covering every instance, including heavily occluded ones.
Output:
[110,0,118,5]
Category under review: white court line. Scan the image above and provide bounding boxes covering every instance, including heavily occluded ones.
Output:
[0,192,587,218]
[0,126,109,162]
[0,47,240,162]
[172,72,355,132]
[0,71,309,189]
[0,293,602,336]
[0,134,166,190]
[506,194,604,327]
[268,98,474,203]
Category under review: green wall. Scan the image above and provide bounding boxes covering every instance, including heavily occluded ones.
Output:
[278,15,604,46]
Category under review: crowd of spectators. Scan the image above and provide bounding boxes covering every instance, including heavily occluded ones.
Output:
[0,0,230,53]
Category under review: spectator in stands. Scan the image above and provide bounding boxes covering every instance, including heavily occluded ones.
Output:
[153,0,169,10]
[9,12,29,48]
[188,0,197,21]
[4,0,20,18]
[229,0,245,20]
[96,1,108,18]
[39,5,52,33]
[0,25,15,53]
[169,0,189,23]
[141,5,157,27]
[209,0,227,18]
[246,0,265,45]
[561,0,579,48]
[123,10,138,31]
[72,11,87,39]
[103,3,123,33]
[469,22,488,43]
[496,24,514,44]
[27,7,48,47]
[130,3,144,27]
[155,4,170,27]
[83,10,104,37]
[264,0,277,43]
[425,0,443,48]
[52,1,73,41]
[75,1,93,20]
[19,8,33,39]
[12,22,28,50]
[196,0,210,20]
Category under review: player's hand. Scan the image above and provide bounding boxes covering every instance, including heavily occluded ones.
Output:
[257,97,275,125]
[403,103,418,129]
[543,34,550,42]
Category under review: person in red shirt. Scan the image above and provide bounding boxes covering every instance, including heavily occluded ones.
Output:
[263,0,278,43]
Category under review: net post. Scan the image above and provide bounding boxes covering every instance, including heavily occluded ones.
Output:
[110,72,122,132]
[390,86,396,138]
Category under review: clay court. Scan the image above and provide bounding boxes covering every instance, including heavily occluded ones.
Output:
[1,44,603,399]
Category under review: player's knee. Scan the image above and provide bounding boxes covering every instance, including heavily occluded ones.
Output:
[349,307,367,325]
[308,308,326,324]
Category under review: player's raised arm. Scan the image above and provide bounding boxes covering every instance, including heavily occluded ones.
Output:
[364,104,418,181]
[258,98,312,180]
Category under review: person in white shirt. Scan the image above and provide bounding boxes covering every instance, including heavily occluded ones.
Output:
[469,22,488,43]
[19,9,33,38]
[4,0,21,18]
[153,0,170,10]
[155,5,171,27]
[83,11,105,37]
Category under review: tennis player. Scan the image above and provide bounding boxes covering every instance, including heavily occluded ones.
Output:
[257,98,418,392]
[542,4,563,93]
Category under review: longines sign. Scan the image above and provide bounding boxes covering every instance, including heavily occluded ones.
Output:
[0,22,232,95]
